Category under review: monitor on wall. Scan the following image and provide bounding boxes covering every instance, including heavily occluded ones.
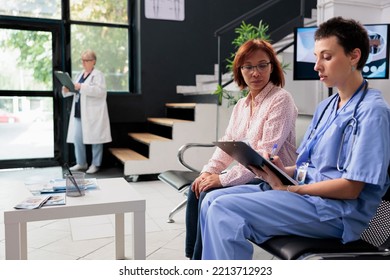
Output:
[293,24,390,80]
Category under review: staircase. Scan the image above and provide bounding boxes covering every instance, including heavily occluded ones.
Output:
[109,103,217,179]
[176,64,238,95]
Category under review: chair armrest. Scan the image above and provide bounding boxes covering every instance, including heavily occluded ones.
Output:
[177,143,215,172]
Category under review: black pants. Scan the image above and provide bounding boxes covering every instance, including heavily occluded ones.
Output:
[185,186,211,259]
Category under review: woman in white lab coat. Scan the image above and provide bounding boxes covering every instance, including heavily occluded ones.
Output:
[62,49,112,174]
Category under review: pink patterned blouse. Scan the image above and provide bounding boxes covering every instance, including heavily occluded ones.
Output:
[202,82,298,186]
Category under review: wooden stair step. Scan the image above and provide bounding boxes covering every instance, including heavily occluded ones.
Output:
[165,103,196,109]
[147,117,192,127]
[129,132,170,145]
[109,148,147,163]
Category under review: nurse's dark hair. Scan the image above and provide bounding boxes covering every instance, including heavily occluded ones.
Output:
[314,17,369,70]
[232,38,285,89]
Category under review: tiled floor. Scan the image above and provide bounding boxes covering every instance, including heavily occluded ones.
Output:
[0,166,273,260]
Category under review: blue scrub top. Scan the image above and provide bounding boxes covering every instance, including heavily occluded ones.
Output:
[296,87,390,243]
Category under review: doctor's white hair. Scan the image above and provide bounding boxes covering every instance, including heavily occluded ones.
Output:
[81,49,97,61]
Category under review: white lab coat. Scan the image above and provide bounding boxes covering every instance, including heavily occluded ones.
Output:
[62,69,112,144]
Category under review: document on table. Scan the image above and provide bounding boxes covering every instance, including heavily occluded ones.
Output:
[14,195,51,209]
[39,178,99,194]
[43,193,66,206]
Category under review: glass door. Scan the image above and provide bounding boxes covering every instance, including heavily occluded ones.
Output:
[0,21,62,168]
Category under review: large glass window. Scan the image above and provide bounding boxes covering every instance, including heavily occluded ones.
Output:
[71,25,129,92]
[0,28,54,161]
[0,0,132,168]
[0,29,53,91]
[0,0,61,19]
[70,0,128,24]
[0,96,54,160]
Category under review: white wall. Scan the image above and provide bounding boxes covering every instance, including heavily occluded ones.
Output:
[283,52,320,116]
[317,0,384,22]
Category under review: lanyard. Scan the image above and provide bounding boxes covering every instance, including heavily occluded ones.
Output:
[78,71,92,84]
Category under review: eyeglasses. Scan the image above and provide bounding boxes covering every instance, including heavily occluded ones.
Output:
[81,59,94,62]
[241,62,271,73]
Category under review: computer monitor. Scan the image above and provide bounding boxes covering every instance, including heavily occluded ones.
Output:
[293,24,389,80]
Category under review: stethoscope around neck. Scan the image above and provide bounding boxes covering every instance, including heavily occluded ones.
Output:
[308,80,369,172]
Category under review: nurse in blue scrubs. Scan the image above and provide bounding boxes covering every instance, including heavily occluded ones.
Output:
[200,16,390,260]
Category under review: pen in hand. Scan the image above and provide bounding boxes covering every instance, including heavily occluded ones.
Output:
[269,143,278,161]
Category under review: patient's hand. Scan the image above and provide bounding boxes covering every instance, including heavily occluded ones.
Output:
[192,173,221,198]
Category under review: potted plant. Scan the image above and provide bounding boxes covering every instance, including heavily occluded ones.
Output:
[214,20,289,106]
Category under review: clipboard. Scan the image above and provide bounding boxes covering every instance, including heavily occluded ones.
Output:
[54,71,76,92]
[214,141,298,186]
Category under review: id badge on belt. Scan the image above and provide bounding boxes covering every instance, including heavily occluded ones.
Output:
[296,162,308,185]
[75,93,80,102]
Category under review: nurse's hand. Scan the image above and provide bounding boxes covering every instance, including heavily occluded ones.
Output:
[249,164,285,191]
[268,154,285,170]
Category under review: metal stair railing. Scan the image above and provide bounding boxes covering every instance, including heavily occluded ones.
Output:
[214,0,308,88]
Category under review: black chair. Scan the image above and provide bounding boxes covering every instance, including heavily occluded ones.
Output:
[254,167,390,260]
[158,143,215,223]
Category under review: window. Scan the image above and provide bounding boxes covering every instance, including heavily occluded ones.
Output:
[0,28,55,161]
[0,96,54,160]
[0,29,53,91]
[70,0,128,24]
[71,25,129,92]
[69,0,130,92]
[0,0,133,168]
[0,0,61,20]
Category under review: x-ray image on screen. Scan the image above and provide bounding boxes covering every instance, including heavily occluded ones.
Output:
[293,24,389,80]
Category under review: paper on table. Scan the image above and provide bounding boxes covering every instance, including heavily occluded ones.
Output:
[14,195,51,210]
[39,178,99,194]
[43,193,66,206]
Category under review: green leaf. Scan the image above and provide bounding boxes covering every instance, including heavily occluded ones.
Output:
[213,84,224,105]
[217,20,272,106]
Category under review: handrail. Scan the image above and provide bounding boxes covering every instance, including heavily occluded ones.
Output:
[177,143,215,172]
[219,40,295,90]
[214,0,282,37]
[276,41,294,55]
[270,16,304,44]
[215,0,307,87]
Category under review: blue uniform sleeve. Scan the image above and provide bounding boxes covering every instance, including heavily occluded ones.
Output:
[342,91,390,185]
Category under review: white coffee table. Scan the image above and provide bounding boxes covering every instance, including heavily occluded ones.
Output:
[3,177,146,260]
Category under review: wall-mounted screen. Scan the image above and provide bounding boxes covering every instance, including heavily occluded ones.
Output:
[293,24,389,80]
